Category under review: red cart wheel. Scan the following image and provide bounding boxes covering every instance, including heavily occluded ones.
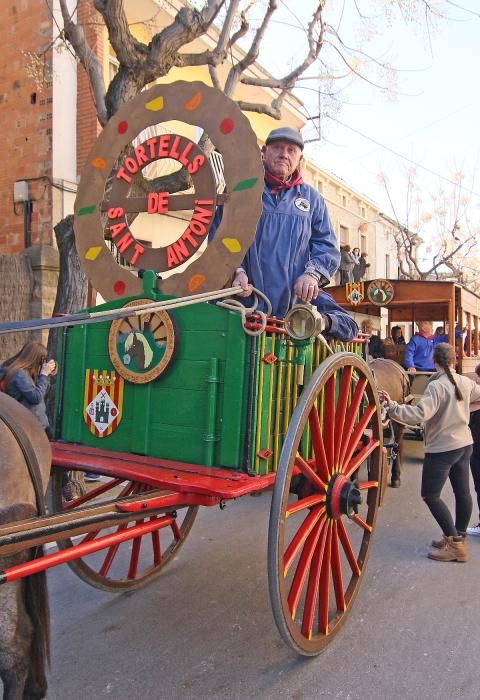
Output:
[50,469,197,592]
[268,353,383,655]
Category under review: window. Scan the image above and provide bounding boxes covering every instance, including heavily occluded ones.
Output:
[361,206,366,218]
[385,254,391,277]
[360,235,367,253]
[339,225,348,245]
[342,195,347,207]
[317,180,324,194]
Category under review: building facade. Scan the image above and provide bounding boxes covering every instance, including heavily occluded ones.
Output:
[0,0,400,316]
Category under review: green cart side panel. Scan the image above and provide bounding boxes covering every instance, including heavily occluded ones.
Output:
[56,294,249,469]
[55,283,364,473]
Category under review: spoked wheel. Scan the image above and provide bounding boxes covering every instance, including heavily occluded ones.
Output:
[268,353,383,655]
[50,469,198,591]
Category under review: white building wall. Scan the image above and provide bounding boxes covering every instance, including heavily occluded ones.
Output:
[374,219,398,279]
[51,0,78,226]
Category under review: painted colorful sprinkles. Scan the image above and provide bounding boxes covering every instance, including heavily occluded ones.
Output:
[74,81,264,302]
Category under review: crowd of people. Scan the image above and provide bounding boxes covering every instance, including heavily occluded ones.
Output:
[339,245,370,284]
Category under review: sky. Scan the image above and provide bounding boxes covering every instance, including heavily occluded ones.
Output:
[257,0,480,241]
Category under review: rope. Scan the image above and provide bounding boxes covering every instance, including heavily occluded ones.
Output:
[0,286,272,335]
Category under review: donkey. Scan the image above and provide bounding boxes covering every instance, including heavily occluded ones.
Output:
[369,358,411,487]
[0,393,51,700]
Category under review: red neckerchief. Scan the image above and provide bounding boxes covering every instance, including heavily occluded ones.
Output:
[264,167,304,194]
[415,332,434,340]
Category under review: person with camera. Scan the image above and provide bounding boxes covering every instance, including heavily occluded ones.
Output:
[0,341,56,436]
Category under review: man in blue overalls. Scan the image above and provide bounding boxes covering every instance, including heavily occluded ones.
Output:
[230,127,358,341]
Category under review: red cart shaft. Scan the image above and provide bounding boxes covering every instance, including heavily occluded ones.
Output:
[0,515,175,584]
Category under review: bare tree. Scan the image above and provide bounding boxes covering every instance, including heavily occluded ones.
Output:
[46,0,461,308]
[379,167,479,284]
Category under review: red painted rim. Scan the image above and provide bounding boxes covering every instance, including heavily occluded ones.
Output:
[269,353,383,655]
[51,471,197,591]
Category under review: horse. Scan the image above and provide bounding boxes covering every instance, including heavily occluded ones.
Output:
[124,331,153,371]
[369,358,411,488]
[0,393,51,700]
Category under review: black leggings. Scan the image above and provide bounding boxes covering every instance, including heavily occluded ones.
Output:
[421,445,473,537]
[469,443,480,520]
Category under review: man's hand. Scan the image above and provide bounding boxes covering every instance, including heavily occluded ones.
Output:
[407,367,417,374]
[233,270,252,298]
[295,274,319,303]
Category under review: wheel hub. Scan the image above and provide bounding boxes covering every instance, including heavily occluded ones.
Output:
[326,473,362,520]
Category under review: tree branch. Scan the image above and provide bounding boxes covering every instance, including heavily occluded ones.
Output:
[147,1,225,79]
[229,10,250,48]
[225,0,278,96]
[235,100,282,119]
[238,1,326,114]
[93,0,148,67]
[209,64,222,90]
[59,0,107,125]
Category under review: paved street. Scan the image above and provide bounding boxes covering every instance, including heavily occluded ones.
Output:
[45,440,479,700]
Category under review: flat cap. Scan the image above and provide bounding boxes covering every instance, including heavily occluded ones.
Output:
[265,126,304,151]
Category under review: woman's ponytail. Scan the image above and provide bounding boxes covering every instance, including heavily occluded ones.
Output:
[433,342,463,400]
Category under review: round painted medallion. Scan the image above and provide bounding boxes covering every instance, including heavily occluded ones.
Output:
[108,299,176,383]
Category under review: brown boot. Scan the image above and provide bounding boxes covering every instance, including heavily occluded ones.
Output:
[428,536,468,562]
[431,534,448,549]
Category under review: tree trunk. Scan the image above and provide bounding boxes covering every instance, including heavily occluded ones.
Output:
[46,215,88,421]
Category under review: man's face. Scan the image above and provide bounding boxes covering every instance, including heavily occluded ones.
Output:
[418,321,433,336]
[263,140,302,180]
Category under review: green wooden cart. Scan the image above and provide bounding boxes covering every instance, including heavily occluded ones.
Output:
[0,82,385,656]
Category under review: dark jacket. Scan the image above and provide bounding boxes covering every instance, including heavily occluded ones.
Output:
[0,366,50,429]
[358,257,369,276]
[340,249,355,272]
[470,409,480,444]
[368,334,385,359]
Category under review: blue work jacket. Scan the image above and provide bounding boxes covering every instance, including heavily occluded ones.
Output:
[210,181,357,340]
[241,183,340,317]
[404,333,436,371]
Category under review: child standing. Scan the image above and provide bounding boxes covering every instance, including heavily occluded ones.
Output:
[379,343,480,562]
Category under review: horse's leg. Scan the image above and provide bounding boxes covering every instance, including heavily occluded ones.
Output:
[391,422,404,487]
[0,573,32,700]
[22,561,49,700]
[0,505,48,700]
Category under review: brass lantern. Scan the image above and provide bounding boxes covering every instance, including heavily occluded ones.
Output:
[284,303,326,340]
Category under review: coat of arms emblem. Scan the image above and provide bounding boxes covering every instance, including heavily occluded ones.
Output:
[346,282,364,306]
[84,369,124,437]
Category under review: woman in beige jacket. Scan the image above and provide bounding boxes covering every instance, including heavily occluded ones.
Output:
[379,343,480,562]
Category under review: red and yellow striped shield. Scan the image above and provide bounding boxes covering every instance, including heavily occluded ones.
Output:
[83,369,124,438]
[346,282,364,306]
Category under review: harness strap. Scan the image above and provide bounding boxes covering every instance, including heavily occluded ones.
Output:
[0,408,47,517]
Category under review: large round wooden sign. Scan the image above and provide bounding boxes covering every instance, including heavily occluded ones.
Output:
[74,81,264,301]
